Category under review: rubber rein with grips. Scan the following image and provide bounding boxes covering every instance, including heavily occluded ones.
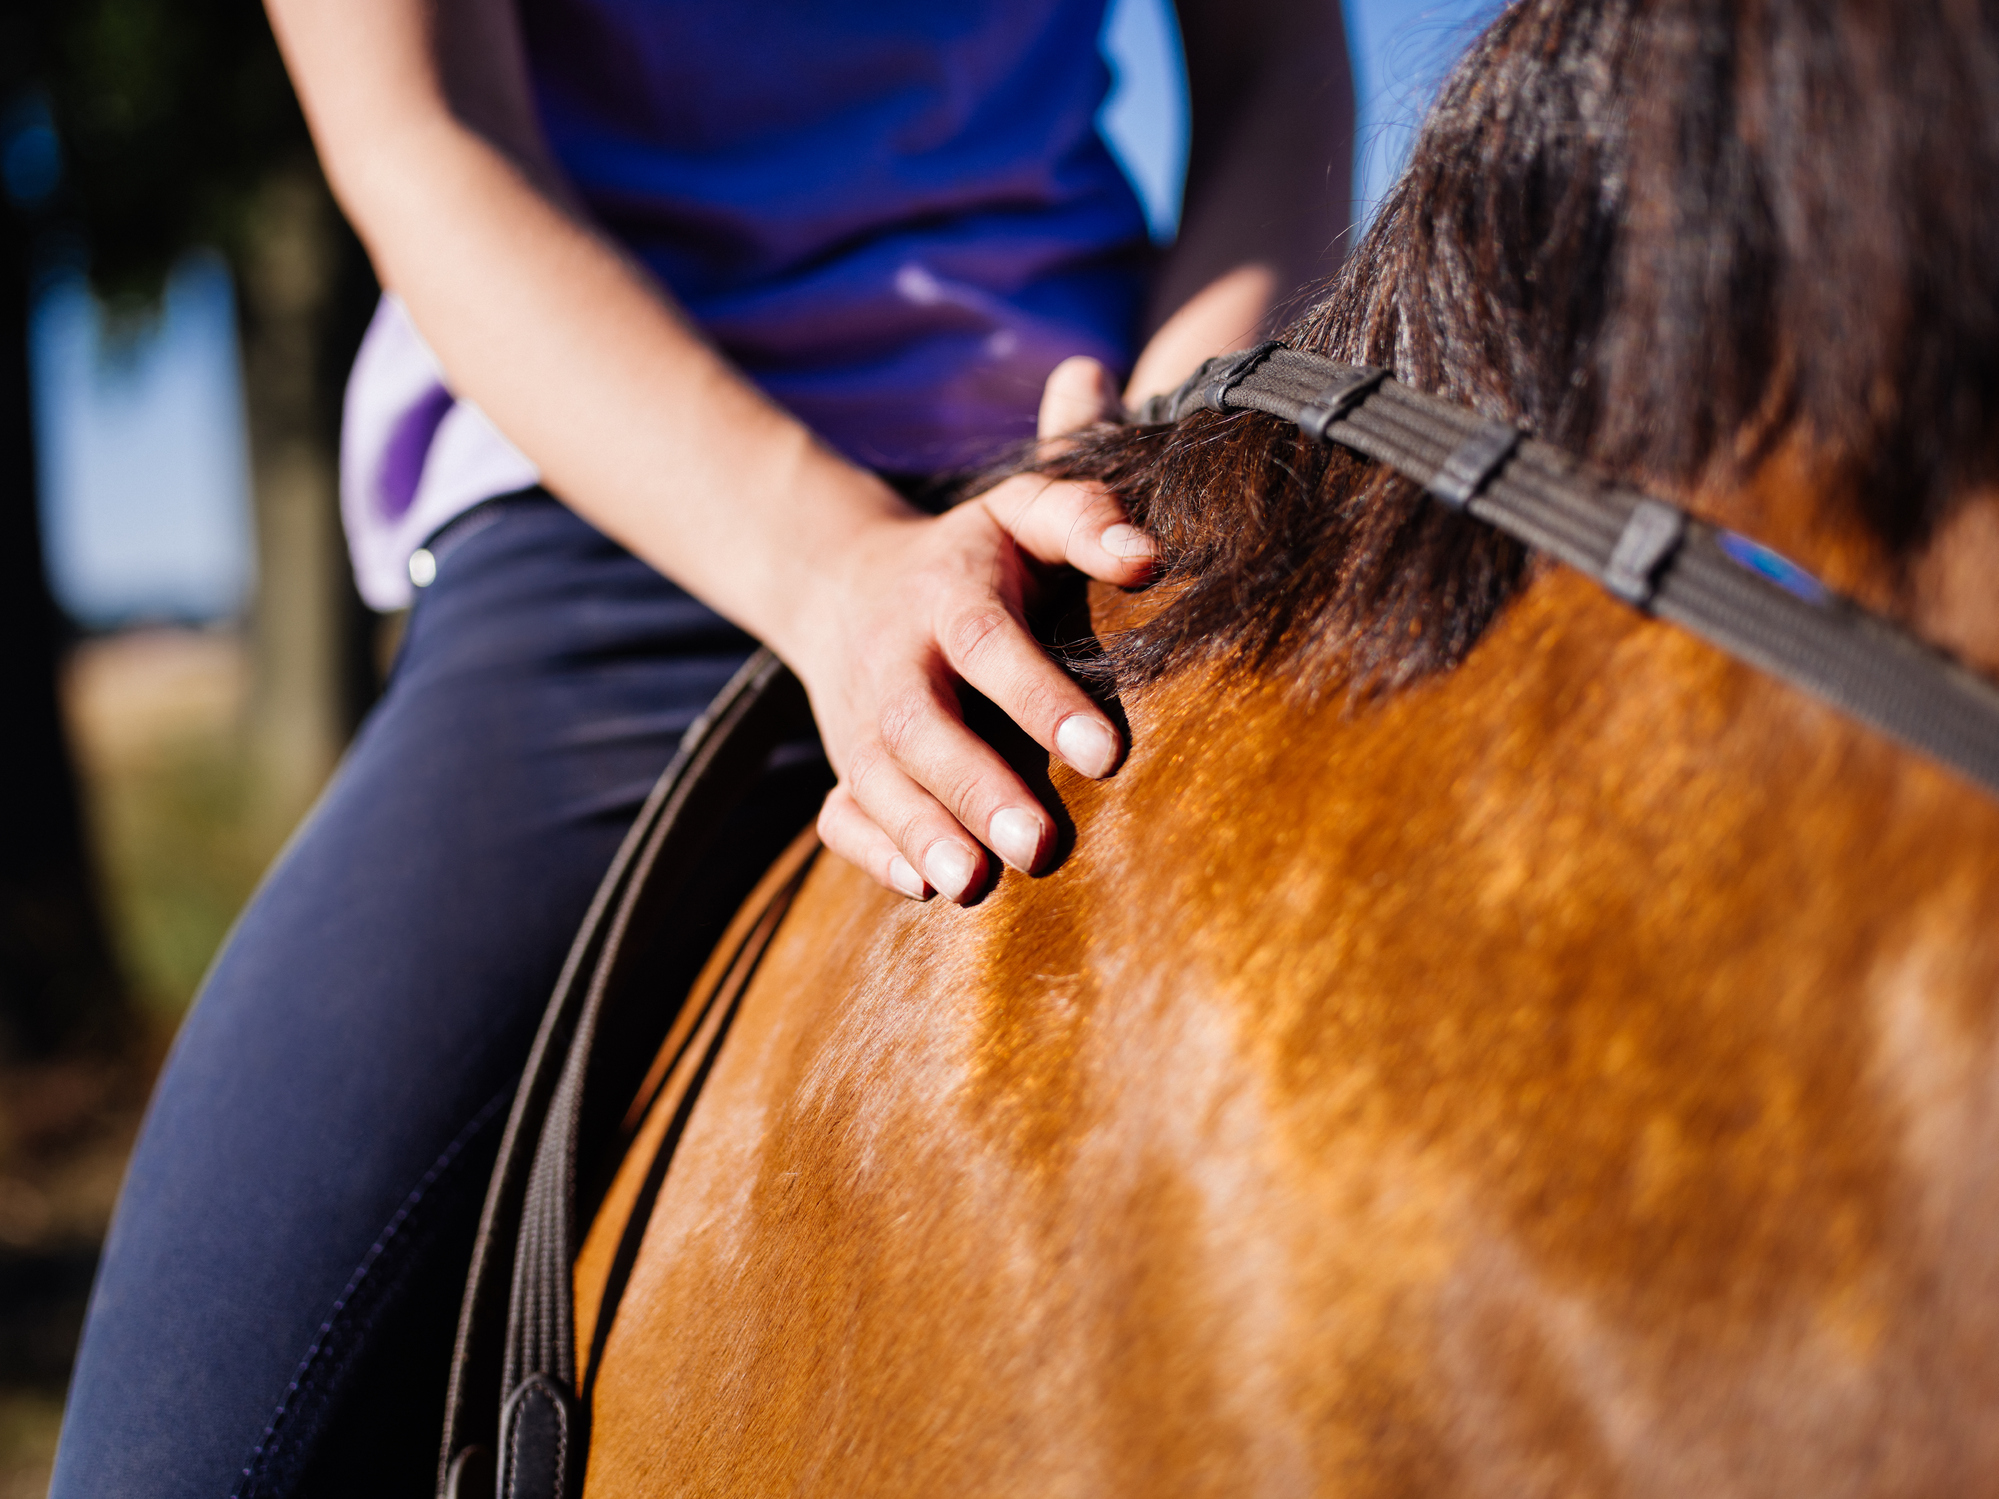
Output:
[1136,342,1999,802]
[445,346,1999,1499]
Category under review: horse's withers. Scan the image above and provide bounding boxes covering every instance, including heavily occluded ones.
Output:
[572,0,1999,1478]
[575,556,1999,1496]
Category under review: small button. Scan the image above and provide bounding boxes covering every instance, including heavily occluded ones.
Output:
[408,548,438,588]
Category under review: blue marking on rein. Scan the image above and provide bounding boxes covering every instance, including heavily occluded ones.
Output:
[1718,531,1830,605]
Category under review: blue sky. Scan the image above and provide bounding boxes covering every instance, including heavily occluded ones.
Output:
[26,0,1503,627]
[1347,0,1506,213]
[30,253,255,626]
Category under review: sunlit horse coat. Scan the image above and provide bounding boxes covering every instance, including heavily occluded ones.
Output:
[573,0,1999,1491]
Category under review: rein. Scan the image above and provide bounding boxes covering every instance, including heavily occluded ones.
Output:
[440,651,823,1499]
[1138,343,1999,802]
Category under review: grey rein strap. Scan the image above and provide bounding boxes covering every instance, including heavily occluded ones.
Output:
[439,648,819,1499]
[1139,343,1999,802]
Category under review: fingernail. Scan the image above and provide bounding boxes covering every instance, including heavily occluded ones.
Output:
[1055,714,1120,778]
[887,855,928,900]
[1101,523,1156,563]
[923,841,979,903]
[988,807,1045,872]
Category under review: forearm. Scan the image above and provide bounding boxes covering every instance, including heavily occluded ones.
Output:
[1130,0,1354,399]
[363,127,904,647]
[1125,264,1280,402]
[262,0,1294,906]
[268,0,911,660]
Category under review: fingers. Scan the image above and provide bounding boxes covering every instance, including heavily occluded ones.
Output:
[833,660,1087,903]
[980,471,1157,586]
[828,607,1121,906]
[809,560,1129,904]
[871,677,1051,871]
[817,784,930,900]
[1038,355,1122,439]
[937,599,1123,781]
[975,353,1156,588]
[802,365,1150,902]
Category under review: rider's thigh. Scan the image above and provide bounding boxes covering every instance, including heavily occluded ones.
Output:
[49,494,757,1499]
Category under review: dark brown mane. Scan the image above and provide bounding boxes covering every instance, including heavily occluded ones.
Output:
[1049,0,1999,700]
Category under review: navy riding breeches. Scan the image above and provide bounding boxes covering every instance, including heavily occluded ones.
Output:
[50,493,805,1498]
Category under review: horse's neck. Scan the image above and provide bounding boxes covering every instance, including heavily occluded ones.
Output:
[1092,549,1999,1018]
[1079,558,1999,1465]
[1913,497,1999,674]
[1668,444,1999,672]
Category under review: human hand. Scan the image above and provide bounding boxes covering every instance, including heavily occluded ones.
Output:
[794,356,1154,903]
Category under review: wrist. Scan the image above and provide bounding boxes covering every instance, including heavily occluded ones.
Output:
[755,465,923,674]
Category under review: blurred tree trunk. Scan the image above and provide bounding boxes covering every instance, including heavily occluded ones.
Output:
[320,202,390,739]
[0,0,382,1056]
[0,185,125,1059]
[239,169,374,823]
[31,0,387,835]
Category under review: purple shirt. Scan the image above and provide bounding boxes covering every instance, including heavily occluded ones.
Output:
[342,0,1151,607]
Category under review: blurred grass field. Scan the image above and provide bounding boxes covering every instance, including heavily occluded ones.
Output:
[0,626,297,1496]
[63,628,282,1020]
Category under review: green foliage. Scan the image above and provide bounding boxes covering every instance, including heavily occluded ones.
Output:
[0,1388,62,1498]
[89,715,280,1020]
[30,0,312,303]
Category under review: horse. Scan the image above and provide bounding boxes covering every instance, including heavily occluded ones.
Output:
[557,0,1999,1491]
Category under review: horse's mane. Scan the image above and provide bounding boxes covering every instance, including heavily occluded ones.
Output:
[1051,0,1999,700]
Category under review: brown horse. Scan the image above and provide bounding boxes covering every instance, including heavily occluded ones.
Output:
[572,1,1999,1491]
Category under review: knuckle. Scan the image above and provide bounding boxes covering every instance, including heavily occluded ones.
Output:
[844,739,894,796]
[988,482,1055,543]
[890,806,940,854]
[1080,489,1125,530]
[1018,477,1069,523]
[1067,499,1120,550]
[876,689,935,759]
[990,643,1074,724]
[945,774,995,827]
[932,747,1006,826]
[945,606,1014,667]
[1013,679,1069,734]
[980,474,1031,514]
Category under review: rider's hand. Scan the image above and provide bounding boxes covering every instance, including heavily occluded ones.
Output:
[794,355,1154,903]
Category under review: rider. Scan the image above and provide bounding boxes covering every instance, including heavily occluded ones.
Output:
[50,0,1352,1491]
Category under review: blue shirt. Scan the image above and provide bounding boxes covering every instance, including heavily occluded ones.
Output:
[340,0,1153,607]
[523,0,1152,470]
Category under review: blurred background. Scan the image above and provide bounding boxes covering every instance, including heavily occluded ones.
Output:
[0,0,1496,1488]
